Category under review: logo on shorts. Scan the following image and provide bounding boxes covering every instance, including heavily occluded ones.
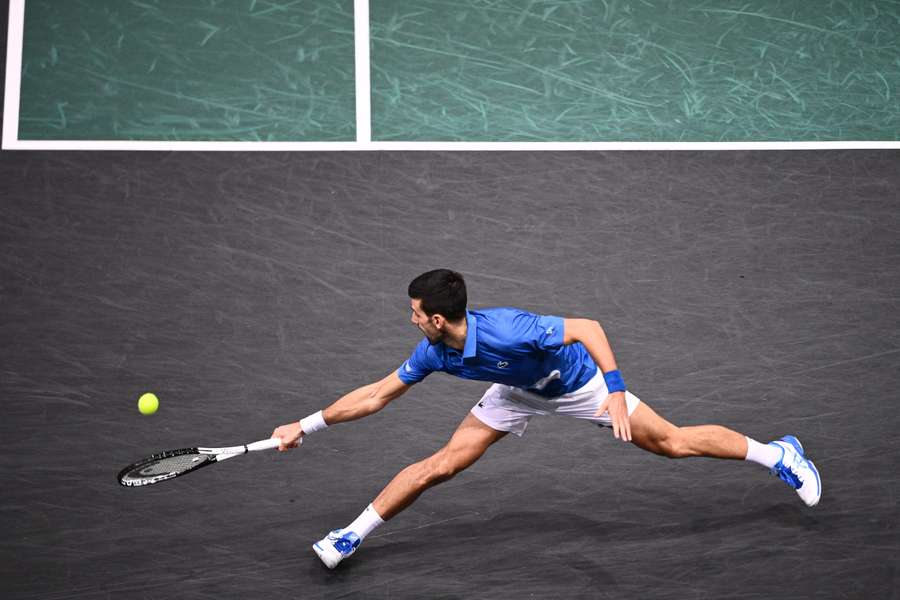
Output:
[546,327,555,335]
[477,401,485,408]
[497,361,509,368]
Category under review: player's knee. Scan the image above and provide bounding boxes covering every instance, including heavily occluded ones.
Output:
[433,453,462,483]
[659,430,693,459]
[419,452,460,486]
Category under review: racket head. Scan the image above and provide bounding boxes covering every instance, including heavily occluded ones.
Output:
[117,448,215,487]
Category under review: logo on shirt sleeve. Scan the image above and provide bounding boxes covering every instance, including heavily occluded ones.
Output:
[404,361,413,373]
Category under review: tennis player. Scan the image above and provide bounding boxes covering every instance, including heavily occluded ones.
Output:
[272,269,821,569]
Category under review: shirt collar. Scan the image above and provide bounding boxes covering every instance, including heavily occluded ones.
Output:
[462,309,478,360]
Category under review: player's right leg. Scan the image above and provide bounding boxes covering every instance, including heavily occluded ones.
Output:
[372,412,508,519]
[313,412,507,568]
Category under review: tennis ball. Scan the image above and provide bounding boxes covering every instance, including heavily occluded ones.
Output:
[138,393,159,415]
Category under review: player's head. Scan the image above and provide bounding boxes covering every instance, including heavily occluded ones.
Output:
[408,269,467,343]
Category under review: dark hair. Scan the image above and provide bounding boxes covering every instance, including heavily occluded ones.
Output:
[408,269,467,321]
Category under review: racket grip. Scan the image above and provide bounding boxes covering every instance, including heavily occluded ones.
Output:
[247,438,285,452]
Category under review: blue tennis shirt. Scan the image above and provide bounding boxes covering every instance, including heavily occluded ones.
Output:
[397,307,598,397]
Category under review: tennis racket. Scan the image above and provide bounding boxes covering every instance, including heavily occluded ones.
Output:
[117,436,296,487]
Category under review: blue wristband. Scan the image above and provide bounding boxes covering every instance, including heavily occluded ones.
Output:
[603,369,626,393]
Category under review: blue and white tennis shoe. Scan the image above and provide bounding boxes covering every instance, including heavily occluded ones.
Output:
[313,529,361,569]
[769,435,821,507]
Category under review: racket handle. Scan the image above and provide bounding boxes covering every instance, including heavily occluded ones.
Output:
[247,438,285,452]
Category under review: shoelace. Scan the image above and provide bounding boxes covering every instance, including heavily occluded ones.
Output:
[772,446,805,489]
[330,531,360,554]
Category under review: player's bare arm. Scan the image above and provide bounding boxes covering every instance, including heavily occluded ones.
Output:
[563,318,631,441]
[271,371,411,451]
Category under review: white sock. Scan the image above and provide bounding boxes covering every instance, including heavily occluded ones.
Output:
[345,504,385,540]
[744,437,782,469]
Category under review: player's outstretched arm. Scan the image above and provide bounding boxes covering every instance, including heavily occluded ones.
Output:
[271,371,411,451]
[322,371,411,425]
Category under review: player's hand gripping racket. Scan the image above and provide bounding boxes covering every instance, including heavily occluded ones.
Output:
[117,436,297,487]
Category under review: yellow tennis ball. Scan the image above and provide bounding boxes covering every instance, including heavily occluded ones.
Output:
[138,393,159,415]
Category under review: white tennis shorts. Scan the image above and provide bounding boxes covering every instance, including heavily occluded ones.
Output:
[471,369,641,436]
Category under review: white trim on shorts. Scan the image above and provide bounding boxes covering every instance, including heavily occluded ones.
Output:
[470,369,641,437]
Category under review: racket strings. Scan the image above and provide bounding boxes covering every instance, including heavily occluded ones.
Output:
[119,450,213,484]
[137,454,210,476]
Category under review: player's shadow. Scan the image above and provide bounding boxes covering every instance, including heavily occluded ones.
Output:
[310,500,823,591]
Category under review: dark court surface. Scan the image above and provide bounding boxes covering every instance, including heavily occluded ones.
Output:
[1,150,899,599]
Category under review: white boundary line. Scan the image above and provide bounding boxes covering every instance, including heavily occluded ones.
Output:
[5,140,900,151]
[2,0,899,152]
[2,0,24,149]
[354,0,370,143]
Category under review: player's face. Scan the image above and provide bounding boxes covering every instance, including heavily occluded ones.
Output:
[410,299,442,344]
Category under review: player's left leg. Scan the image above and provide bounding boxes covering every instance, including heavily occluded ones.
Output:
[627,401,821,506]
[627,402,747,459]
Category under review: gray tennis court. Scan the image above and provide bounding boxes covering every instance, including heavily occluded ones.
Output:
[2,150,899,598]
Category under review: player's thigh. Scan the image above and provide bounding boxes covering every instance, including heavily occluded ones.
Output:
[628,402,679,455]
[438,412,508,471]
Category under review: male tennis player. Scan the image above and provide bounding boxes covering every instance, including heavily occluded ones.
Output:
[272,269,821,569]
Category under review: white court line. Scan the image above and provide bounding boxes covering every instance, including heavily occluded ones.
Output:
[2,0,899,152]
[354,0,371,143]
[2,0,24,149]
[5,140,900,151]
